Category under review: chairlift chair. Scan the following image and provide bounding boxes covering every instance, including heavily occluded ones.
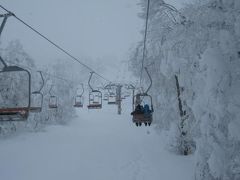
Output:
[74,95,83,108]
[74,84,84,108]
[131,67,154,126]
[0,57,31,121]
[103,93,108,101]
[107,89,116,105]
[30,91,43,112]
[88,90,102,109]
[30,71,44,113]
[48,85,58,109]
[49,95,58,109]
[108,93,116,105]
[87,72,102,109]
[132,93,153,126]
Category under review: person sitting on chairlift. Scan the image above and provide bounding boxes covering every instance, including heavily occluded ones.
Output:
[143,104,152,117]
[131,104,144,115]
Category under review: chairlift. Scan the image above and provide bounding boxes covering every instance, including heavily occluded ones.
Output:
[87,72,102,109]
[107,89,116,105]
[0,57,31,121]
[74,83,84,108]
[30,71,44,113]
[104,83,117,105]
[48,85,58,109]
[74,95,83,108]
[103,93,108,101]
[103,84,110,101]
[131,67,154,127]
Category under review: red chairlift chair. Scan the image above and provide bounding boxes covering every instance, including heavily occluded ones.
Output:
[0,57,31,121]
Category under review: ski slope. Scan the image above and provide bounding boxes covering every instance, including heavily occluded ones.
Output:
[0,100,195,180]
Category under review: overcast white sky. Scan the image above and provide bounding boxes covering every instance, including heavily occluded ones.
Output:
[0,0,192,82]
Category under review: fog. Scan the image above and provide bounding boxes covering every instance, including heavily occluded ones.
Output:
[0,0,193,82]
[0,0,144,82]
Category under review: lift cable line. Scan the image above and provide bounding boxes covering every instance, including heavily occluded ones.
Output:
[139,0,150,86]
[1,58,76,86]
[3,58,93,90]
[0,5,111,83]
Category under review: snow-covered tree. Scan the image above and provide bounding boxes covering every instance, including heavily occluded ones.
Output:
[130,0,240,179]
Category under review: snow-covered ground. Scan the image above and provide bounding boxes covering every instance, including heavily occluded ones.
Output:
[0,99,194,180]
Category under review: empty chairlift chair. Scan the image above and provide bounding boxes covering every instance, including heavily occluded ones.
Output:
[74,95,83,108]
[87,72,102,109]
[103,93,108,101]
[88,91,102,109]
[104,83,117,105]
[48,85,58,109]
[103,85,111,101]
[108,92,116,105]
[49,96,58,109]
[30,71,44,113]
[0,57,31,121]
[74,84,84,108]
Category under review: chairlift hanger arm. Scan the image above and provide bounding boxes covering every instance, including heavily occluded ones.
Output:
[144,67,152,94]
[0,56,7,68]
[39,71,44,92]
[49,84,54,96]
[0,12,13,39]
[33,71,44,93]
[80,83,84,96]
[76,83,84,96]
[88,72,94,91]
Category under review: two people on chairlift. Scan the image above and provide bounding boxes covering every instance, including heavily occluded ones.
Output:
[131,94,152,116]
